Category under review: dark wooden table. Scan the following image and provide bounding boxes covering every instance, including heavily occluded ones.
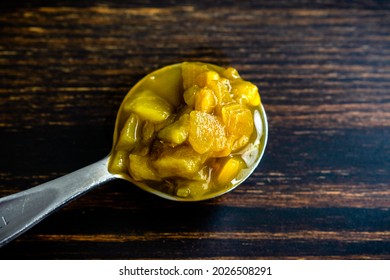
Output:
[0,0,389,259]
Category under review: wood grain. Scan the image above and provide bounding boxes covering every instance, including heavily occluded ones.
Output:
[0,0,389,259]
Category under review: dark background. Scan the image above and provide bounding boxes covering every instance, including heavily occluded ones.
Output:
[0,0,389,259]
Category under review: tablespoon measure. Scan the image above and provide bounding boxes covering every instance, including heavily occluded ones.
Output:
[0,64,268,248]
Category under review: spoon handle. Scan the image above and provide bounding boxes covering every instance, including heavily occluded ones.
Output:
[0,157,115,247]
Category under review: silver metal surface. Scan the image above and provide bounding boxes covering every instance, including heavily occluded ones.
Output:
[0,157,115,248]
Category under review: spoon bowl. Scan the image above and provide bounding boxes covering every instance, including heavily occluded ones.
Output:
[108,62,268,201]
[0,62,268,247]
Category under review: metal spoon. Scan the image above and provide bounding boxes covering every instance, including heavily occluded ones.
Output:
[0,64,268,248]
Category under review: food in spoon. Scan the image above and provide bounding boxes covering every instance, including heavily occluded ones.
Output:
[108,62,264,200]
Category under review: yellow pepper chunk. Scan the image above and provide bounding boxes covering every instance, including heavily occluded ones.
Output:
[142,121,155,142]
[222,67,241,80]
[231,81,260,106]
[143,65,183,107]
[232,135,250,152]
[175,180,210,199]
[221,104,254,136]
[157,114,189,145]
[183,85,199,107]
[128,154,161,181]
[151,145,204,178]
[215,156,245,186]
[116,113,140,151]
[109,150,129,174]
[194,70,220,87]
[194,87,217,113]
[188,111,227,154]
[182,62,209,90]
[124,90,173,122]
